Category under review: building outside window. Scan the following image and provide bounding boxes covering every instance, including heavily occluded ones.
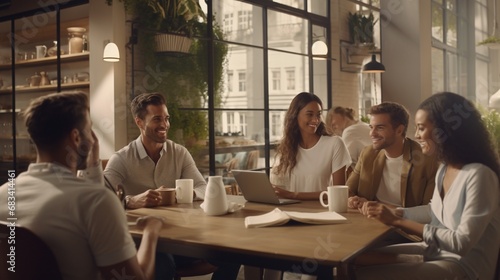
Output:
[238,71,246,92]
[286,67,295,90]
[227,70,233,92]
[271,68,281,91]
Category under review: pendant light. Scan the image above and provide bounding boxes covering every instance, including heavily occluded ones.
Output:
[103,42,120,62]
[362,54,385,73]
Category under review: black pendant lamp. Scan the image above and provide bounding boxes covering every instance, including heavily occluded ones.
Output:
[362,54,385,73]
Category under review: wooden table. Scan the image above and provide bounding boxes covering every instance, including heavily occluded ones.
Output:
[127,196,393,279]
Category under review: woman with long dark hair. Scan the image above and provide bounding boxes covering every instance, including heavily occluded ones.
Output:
[271,92,351,200]
[356,92,500,280]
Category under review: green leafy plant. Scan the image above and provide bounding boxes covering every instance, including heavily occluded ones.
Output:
[106,0,206,36]
[477,36,500,46]
[108,0,228,153]
[348,12,377,45]
[480,108,500,155]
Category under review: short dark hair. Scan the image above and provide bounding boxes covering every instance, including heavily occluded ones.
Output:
[369,102,409,136]
[23,91,89,152]
[130,92,166,120]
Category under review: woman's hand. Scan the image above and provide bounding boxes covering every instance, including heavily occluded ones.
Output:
[273,186,298,199]
[364,201,401,226]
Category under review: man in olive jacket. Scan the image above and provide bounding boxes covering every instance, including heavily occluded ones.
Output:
[347,102,438,212]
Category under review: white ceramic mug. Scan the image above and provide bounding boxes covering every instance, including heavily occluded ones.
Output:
[319,185,348,213]
[35,45,47,59]
[175,179,194,204]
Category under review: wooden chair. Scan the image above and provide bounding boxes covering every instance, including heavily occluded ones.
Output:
[174,259,218,280]
[0,221,63,280]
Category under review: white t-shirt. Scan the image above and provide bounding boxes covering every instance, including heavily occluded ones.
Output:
[341,122,372,167]
[0,163,137,280]
[271,135,351,192]
[376,154,403,206]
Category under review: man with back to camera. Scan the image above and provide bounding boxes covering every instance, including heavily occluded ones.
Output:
[103,92,241,280]
[0,91,165,280]
[347,102,438,214]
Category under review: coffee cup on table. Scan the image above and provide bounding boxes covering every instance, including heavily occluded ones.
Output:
[319,185,348,213]
[157,187,176,206]
[175,179,194,204]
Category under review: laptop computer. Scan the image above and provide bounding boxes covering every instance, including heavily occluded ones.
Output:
[231,170,300,205]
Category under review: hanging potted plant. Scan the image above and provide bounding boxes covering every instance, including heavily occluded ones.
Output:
[106,0,206,53]
[347,11,377,49]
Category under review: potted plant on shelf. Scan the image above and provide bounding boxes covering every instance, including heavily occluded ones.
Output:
[106,0,206,53]
[347,11,377,49]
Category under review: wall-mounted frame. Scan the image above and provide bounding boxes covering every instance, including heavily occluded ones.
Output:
[340,40,379,73]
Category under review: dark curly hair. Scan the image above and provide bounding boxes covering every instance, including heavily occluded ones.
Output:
[418,92,500,178]
[274,92,329,175]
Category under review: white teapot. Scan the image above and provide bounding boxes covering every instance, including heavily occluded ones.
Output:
[200,176,228,215]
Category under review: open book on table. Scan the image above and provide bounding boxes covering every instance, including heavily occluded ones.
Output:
[244,208,347,228]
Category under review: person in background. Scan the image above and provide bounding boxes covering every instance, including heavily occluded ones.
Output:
[245,92,351,280]
[355,92,500,280]
[271,92,351,200]
[0,92,165,280]
[326,106,371,174]
[104,92,240,280]
[347,102,438,213]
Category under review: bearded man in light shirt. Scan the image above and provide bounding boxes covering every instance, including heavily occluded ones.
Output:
[104,92,240,280]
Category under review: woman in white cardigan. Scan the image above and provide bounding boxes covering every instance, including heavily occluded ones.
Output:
[355,92,500,280]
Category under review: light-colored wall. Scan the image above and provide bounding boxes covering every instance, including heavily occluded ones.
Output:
[89,0,127,159]
[331,0,362,115]
[380,0,432,138]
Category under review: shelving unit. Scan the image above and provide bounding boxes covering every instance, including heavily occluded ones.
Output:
[0,3,89,182]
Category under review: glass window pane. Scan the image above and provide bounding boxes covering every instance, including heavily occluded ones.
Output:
[268,10,308,55]
[432,3,444,42]
[476,30,489,56]
[213,110,267,170]
[308,0,328,17]
[268,50,309,109]
[213,0,263,47]
[446,12,457,47]
[475,3,487,30]
[446,52,458,93]
[220,44,264,109]
[274,0,304,10]
[445,0,456,12]
[475,59,488,107]
[431,47,444,93]
[458,55,467,95]
[313,58,328,104]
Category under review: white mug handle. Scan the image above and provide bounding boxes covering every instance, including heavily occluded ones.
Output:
[319,191,329,208]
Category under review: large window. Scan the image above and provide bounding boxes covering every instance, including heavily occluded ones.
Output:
[189,0,330,175]
[431,0,489,104]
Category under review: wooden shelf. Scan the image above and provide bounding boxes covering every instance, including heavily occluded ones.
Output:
[0,109,21,113]
[0,81,89,94]
[0,52,89,70]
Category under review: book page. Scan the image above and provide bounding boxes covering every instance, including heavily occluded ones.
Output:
[244,208,290,228]
[284,211,347,224]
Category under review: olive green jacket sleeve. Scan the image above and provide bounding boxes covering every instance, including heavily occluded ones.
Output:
[346,138,438,207]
